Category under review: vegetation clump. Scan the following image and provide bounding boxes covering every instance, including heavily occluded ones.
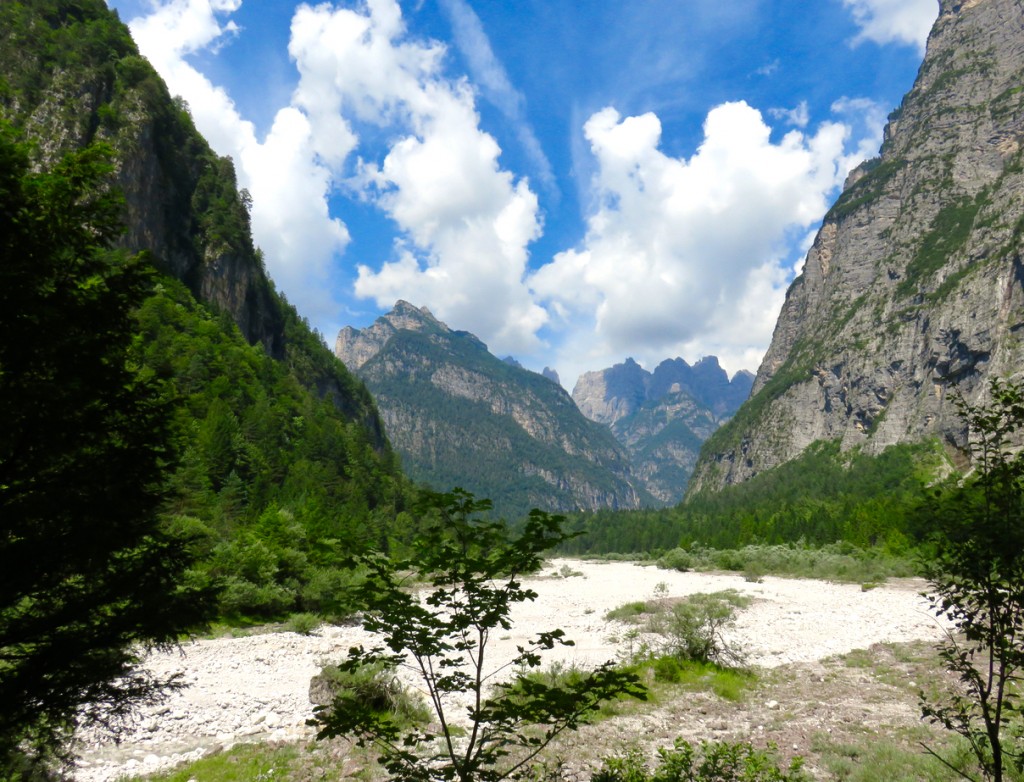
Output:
[606,589,753,667]
[591,738,808,782]
[0,122,214,773]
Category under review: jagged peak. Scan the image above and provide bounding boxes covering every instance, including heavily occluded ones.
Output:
[693,356,722,369]
[385,300,447,332]
[732,368,755,382]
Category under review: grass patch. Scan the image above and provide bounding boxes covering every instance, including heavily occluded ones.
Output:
[643,657,755,701]
[605,601,652,622]
[811,732,981,782]
[122,741,350,782]
[897,195,984,297]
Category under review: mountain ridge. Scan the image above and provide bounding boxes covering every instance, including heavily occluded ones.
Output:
[0,0,388,449]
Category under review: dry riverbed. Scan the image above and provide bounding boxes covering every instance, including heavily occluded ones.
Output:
[72,559,947,781]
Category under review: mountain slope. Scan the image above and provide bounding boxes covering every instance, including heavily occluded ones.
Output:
[691,0,1024,493]
[573,357,753,502]
[0,0,411,619]
[336,302,648,518]
[0,0,386,449]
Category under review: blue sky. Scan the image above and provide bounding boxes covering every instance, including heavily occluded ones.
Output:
[105,0,936,389]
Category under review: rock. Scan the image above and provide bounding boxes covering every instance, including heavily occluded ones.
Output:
[691,0,1024,492]
[572,357,753,502]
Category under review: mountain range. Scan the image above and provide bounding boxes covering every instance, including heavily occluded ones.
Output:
[336,303,752,513]
[572,358,753,502]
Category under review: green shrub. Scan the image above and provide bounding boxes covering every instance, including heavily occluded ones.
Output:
[285,612,320,635]
[592,738,808,782]
[659,548,694,571]
[652,591,750,666]
[218,576,294,619]
[309,660,428,730]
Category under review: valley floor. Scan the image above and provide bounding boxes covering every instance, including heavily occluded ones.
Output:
[72,560,949,781]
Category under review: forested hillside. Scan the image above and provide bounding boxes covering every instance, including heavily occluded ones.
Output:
[0,0,415,620]
[559,439,950,557]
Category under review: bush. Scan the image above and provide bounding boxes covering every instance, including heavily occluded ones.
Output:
[592,738,808,782]
[218,576,295,619]
[285,612,320,636]
[308,661,428,730]
[652,591,750,667]
[606,601,652,622]
[659,548,694,572]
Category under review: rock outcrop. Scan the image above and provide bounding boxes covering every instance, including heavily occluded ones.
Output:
[690,0,1024,493]
[572,357,753,502]
[336,303,650,518]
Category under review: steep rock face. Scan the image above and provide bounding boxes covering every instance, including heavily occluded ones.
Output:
[573,358,652,424]
[572,357,753,502]
[690,0,1024,493]
[336,303,648,518]
[0,0,388,449]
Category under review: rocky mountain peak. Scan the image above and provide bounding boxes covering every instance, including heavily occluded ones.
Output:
[334,306,648,517]
[690,0,1024,494]
[572,358,651,425]
[571,355,753,502]
[389,300,444,331]
[335,300,451,371]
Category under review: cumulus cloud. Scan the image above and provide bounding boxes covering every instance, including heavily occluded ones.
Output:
[118,0,893,385]
[282,1,547,354]
[123,0,350,323]
[831,96,889,171]
[842,0,938,54]
[531,102,865,388]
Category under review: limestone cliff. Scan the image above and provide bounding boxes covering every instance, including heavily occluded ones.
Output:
[0,0,387,448]
[573,357,753,501]
[336,303,649,518]
[691,0,1024,493]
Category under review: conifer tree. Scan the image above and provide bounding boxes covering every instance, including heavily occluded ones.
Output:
[0,122,213,772]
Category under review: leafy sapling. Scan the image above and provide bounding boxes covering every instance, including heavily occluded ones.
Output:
[919,379,1024,782]
[311,488,646,782]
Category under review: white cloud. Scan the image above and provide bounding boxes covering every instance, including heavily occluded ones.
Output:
[842,0,938,54]
[117,0,894,387]
[768,100,810,128]
[124,0,350,323]
[531,101,866,390]
[283,1,547,354]
[831,96,889,171]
